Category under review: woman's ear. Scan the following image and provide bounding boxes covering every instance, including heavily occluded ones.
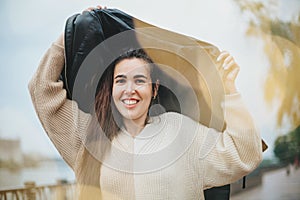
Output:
[153,79,160,99]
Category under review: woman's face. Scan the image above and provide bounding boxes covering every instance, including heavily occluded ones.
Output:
[112,58,153,126]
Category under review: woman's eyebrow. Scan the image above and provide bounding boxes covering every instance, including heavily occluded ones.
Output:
[134,74,148,79]
[114,74,127,79]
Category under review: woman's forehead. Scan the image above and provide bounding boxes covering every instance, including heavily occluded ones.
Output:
[114,58,151,76]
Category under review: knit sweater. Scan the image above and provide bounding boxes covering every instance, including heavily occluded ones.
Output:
[28,41,262,200]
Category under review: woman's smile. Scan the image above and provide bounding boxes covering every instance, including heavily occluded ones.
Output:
[122,98,140,108]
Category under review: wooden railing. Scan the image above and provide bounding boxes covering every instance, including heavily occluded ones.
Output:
[0,180,75,200]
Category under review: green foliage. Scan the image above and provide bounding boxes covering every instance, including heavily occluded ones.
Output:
[273,126,300,164]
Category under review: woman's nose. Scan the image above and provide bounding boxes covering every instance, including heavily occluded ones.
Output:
[124,82,136,94]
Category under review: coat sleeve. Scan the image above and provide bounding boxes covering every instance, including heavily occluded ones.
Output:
[28,36,91,169]
[200,93,263,189]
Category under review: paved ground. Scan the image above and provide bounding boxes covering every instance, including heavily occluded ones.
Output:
[230,166,300,200]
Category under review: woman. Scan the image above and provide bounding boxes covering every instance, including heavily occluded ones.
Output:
[28,7,262,200]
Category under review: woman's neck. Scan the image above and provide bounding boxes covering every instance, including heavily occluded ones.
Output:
[123,118,147,137]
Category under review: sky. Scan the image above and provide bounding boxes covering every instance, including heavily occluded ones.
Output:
[0,0,299,159]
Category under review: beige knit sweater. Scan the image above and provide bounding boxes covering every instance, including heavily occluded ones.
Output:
[28,40,262,200]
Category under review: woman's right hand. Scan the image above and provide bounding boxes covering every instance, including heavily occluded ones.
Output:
[83,5,107,13]
[57,6,107,47]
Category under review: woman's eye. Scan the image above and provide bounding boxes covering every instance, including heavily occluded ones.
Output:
[135,79,146,84]
[115,79,126,84]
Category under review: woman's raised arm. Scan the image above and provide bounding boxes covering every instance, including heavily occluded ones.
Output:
[28,33,91,169]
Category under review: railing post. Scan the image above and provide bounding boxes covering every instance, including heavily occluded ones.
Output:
[24,181,36,200]
[0,192,8,200]
[55,179,68,200]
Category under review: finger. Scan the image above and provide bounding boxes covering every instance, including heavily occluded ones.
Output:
[224,63,240,80]
[226,67,240,81]
[217,51,230,71]
[83,7,96,12]
[223,59,235,70]
[96,5,107,9]
[223,55,234,68]
[87,7,96,11]
[217,51,230,62]
[223,59,239,73]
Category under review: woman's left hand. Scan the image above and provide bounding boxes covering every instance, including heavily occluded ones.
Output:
[217,51,240,94]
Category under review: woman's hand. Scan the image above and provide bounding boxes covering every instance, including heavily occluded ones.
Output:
[217,51,240,94]
[56,5,107,46]
[83,5,107,13]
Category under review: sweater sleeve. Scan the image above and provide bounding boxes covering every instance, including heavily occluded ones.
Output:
[200,93,262,189]
[28,40,91,169]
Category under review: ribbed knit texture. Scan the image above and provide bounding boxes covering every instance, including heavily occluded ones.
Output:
[28,41,262,200]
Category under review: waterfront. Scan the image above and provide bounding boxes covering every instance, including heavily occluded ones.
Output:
[0,159,75,189]
[2,159,300,200]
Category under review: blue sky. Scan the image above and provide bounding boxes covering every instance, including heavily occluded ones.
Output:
[0,0,299,158]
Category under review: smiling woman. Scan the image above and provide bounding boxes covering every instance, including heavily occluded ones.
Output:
[28,6,263,200]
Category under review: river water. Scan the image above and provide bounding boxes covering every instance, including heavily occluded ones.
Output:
[0,159,75,189]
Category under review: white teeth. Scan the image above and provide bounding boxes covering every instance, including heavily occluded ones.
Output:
[123,100,138,105]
